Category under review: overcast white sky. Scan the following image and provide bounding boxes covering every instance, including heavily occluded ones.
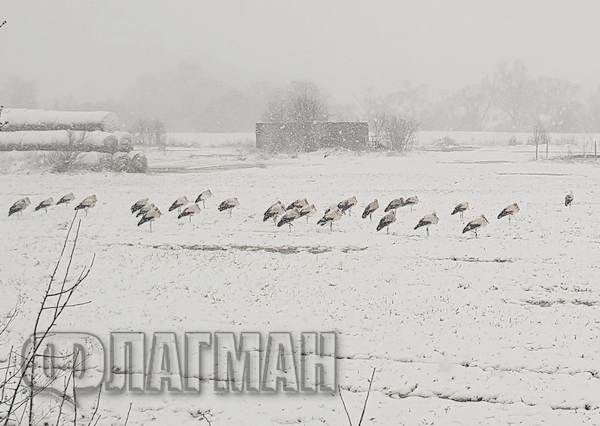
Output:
[2,0,600,103]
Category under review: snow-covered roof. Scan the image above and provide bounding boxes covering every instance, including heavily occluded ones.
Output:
[1,108,119,132]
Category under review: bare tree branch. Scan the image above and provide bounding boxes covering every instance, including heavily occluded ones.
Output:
[124,402,132,426]
[3,212,95,425]
[357,368,375,426]
[337,384,353,426]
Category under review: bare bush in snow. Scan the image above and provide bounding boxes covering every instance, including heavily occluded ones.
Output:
[0,215,95,425]
[41,130,87,172]
[263,81,328,123]
[531,125,550,146]
[43,150,82,172]
[0,106,7,131]
[372,112,418,152]
[131,117,167,148]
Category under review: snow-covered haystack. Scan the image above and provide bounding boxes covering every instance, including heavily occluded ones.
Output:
[0,130,132,153]
[1,108,119,132]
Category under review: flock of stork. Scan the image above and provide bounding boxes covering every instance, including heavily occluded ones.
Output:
[260,196,522,237]
[6,189,576,237]
[7,193,97,216]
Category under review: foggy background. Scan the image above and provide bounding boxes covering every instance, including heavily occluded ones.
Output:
[2,0,600,132]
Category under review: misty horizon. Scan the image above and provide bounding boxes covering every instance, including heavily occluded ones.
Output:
[2,0,600,132]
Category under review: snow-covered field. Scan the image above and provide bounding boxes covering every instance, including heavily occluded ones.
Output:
[2,144,600,425]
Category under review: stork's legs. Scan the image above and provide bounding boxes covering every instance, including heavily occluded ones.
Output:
[202,200,206,208]
[229,209,232,217]
[288,223,292,232]
[386,226,389,234]
[369,213,372,222]
[306,216,309,224]
[426,227,430,237]
[329,222,333,232]
[150,221,153,232]
[460,211,463,221]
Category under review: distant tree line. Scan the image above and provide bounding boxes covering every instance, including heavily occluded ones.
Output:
[364,61,597,133]
[2,59,600,134]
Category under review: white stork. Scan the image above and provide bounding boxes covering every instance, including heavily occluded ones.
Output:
[497,202,520,223]
[195,189,213,208]
[376,210,396,234]
[565,193,574,207]
[131,197,149,214]
[414,212,439,236]
[462,215,489,238]
[218,198,239,216]
[8,197,30,217]
[74,195,97,216]
[138,206,161,232]
[287,198,309,210]
[402,195,419,212]
[317,207,343,231]
[56,193,75,207]
[337,196,357,216]
[277,208,301,231]
[35,197,54,213]
[362,199,379,221]
[384,198,404,213]
[169,196,189,215]
[178,203,201,222]
[451,202,469,220]
[136,201,155,218]
[298,203,317,224]
[263,201,286,224]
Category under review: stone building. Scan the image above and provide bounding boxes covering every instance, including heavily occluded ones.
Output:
[256,121,368,152]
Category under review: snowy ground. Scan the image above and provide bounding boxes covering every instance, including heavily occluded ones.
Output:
[2,144,600,425]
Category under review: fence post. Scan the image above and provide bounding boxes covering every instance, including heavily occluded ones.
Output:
[535,139,538,160]
[546,137,549,159]
[595,141,597,159]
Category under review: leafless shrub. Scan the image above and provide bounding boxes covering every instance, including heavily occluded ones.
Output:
[189,409,213,425]
[371,113,418,152]
[97,152,148,173]
[0,105,7,131]
[41,131,88,172]
[531,125,550,146]
[128,152,148,173]
[263,80,328,123]
[42,151,82,172]
[0,213,95,425]
[130,117,166,148]
[338,368,376,426]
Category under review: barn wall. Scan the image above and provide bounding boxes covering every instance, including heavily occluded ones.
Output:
[256,122,368,152]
